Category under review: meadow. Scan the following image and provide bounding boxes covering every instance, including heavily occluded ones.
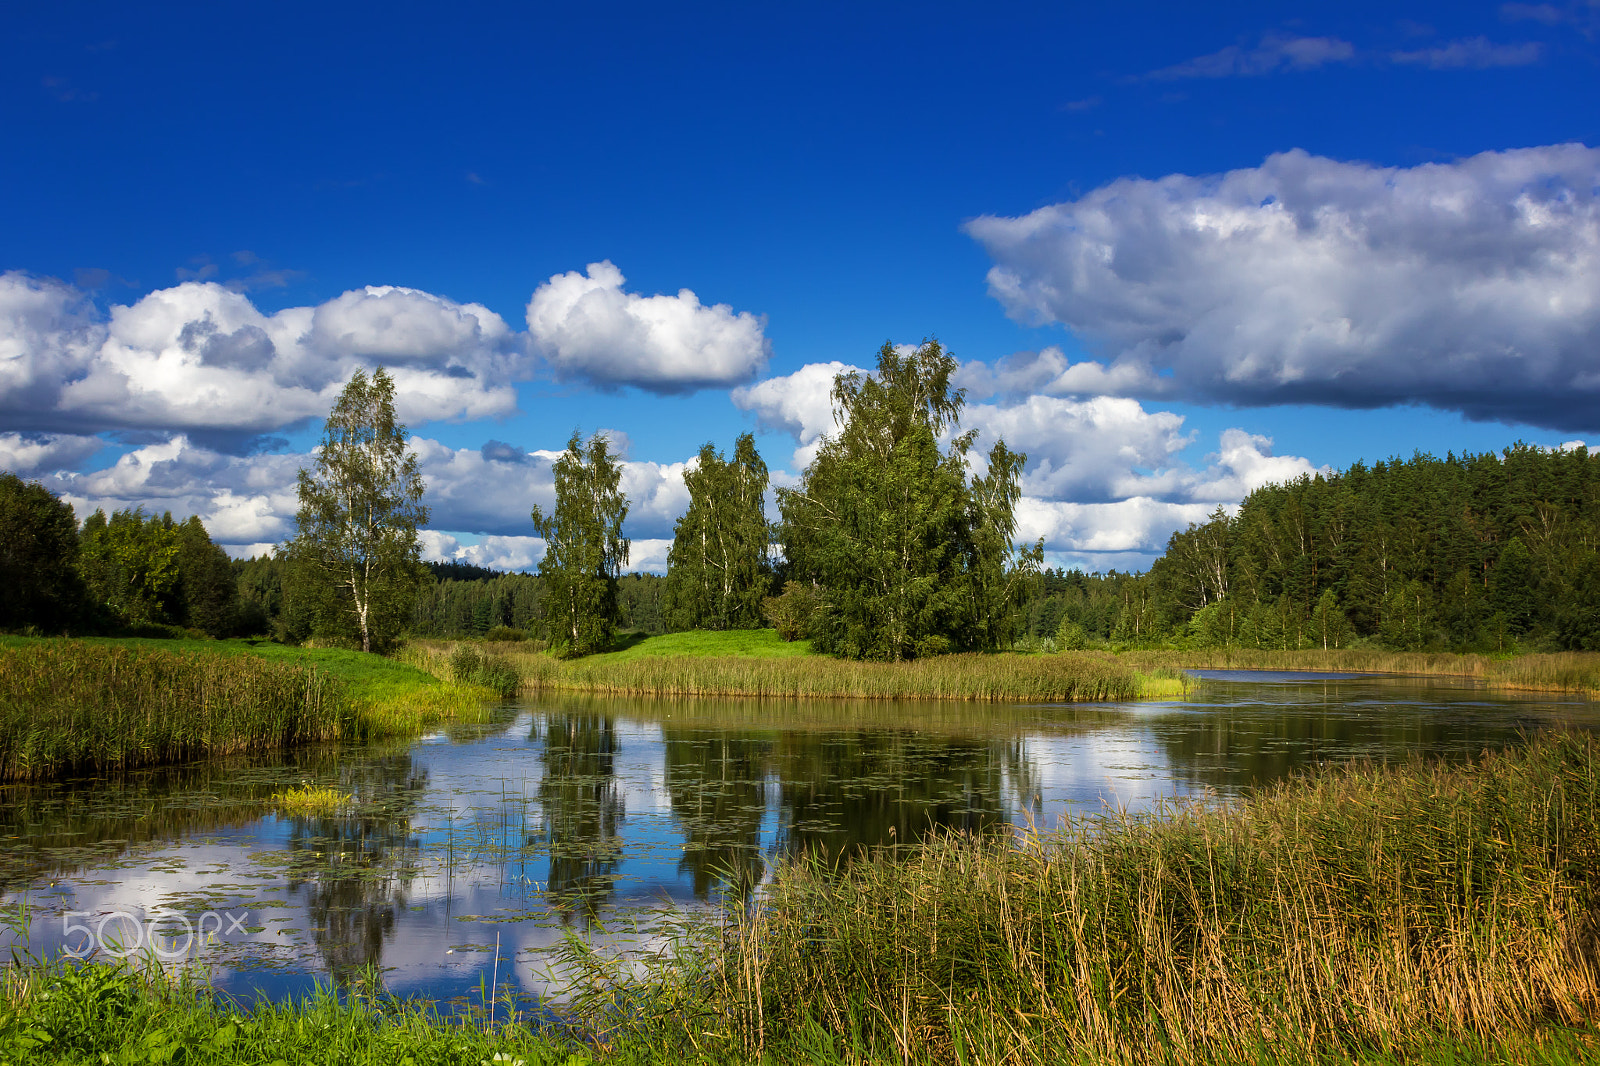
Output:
[4,731,1599,1065]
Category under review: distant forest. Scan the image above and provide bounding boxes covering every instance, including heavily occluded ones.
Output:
[6,442,1599,653]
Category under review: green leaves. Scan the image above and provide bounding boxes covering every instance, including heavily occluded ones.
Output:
[663,433,771,631]
[777,339,1035,660]
[532,431,630,656]
[288,368,429,654]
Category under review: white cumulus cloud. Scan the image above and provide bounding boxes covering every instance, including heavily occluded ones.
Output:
[0,432,102,478]
[966,144,1600,432]
[527,261,771,392]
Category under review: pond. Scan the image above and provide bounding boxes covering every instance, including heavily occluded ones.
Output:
[2,670,1596,1012]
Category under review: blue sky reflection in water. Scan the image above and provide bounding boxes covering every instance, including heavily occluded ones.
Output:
[2,674,1599,1010]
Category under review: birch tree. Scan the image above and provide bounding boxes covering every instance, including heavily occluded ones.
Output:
[532,430,630,655]
[289,368,429,653]
[663,433,771,630]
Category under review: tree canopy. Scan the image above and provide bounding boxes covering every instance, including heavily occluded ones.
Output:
[663,433,771,631]
[532,430,630,656]
[287,367,429,653]
[775,340,1040,659]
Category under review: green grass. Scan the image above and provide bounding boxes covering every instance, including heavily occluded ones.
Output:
[0,636,505,779]
[1118,647,1600,696]
[412,630,1187,703]
[586,731,1600,1064]
[588,629,816,661]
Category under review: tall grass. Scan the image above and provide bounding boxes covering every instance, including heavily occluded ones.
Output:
[524,648,1183,702]
[583,731,1600,1065]
[0,643,356,781]
[1120,648,1600,696]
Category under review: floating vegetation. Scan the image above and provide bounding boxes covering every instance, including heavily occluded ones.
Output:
[271,784,354,816]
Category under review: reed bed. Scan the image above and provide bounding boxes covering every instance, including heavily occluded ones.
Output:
[0,643,356,781]
[500,647,1185,703]
[581,731,1600,1065]
[1120,648,1600,697]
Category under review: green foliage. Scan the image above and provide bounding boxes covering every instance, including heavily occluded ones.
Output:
[484,625,527,642]
[532,431,630,656]
[79,508,182,627]
[663,433,772,631]
[777,340,1039,660]
[763,580,823,641]
[1129,442,1600,652]
[0,471,86,632]
[447,643,521,697]
[287,368,429,654]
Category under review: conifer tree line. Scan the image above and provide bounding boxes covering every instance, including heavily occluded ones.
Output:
[1024,444,1600,652]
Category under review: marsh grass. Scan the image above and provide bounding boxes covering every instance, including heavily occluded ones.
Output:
[0,642,354,781]
[0,637,507,778]
[580,732,1600,1065]
[1119,648,1600,696]
[435,631,1188,703]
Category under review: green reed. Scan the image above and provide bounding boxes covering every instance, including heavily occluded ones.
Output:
[584,731,1600,1065]
[0,642,357,781]
[507,647,1181,703]
[1120,647,1600,697]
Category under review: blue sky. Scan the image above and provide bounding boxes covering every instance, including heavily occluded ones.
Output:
[2,1,1597,572]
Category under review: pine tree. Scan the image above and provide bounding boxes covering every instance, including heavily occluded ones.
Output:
[532,431,630,656]
[287,368,429,653]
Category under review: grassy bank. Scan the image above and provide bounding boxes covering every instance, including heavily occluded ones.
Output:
[5,733,1600,1064]
[1118,647,1600,696]
[0,637,505,780]
[408,631,1189,703]
[587,730,1600,1064]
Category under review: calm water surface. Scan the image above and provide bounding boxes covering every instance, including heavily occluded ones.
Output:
[2,671,1595,1009]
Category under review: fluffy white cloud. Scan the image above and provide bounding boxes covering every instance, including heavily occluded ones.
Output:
[735,360,1325,566]
[0,432,102,477]
[31,431,695,566]
[965,395,1194,501]
[0,274,523,447]
[41,436,303,548]
[420,532,547,572]
[966,144,1600,432]
[527,261,770,392]
[1,263,769,447]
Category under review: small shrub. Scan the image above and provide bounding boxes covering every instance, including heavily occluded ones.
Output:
[448,643,483,684]
[483,625,527,642]
[762,581,824,642]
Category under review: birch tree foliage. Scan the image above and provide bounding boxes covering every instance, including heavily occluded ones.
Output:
[777,339,1038,660]
[532,430,630,656]
[663,432,771,631]
[290,367,429,654]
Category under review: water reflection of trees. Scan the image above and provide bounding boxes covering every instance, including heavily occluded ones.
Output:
[770,732,1029,861]
[283,752,428,983]
[663,732,771,898]
[1148,678,1585,796]
[531,715,624,919]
